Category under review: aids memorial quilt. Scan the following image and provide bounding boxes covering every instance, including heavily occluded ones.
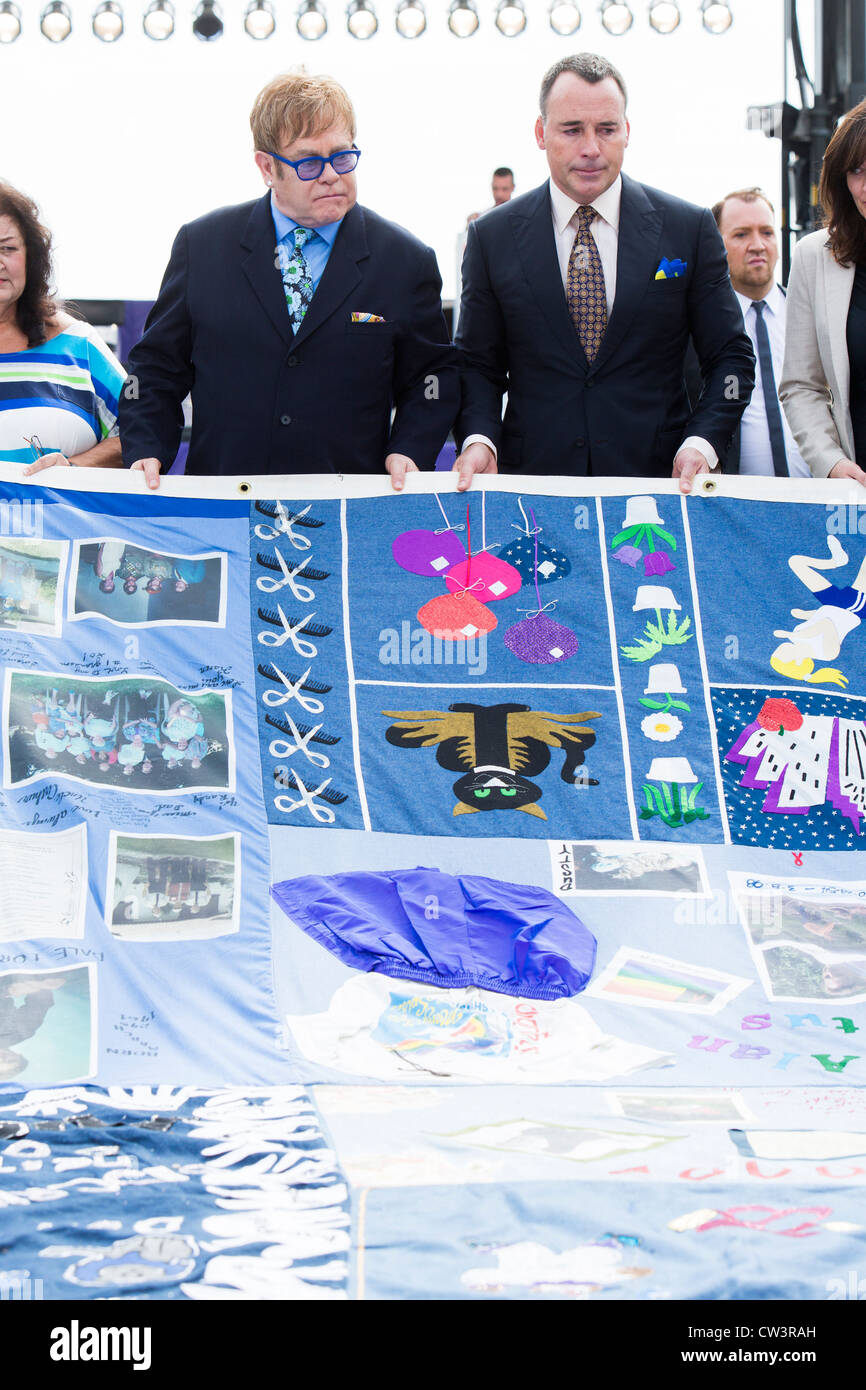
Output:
[0,466,864,1303]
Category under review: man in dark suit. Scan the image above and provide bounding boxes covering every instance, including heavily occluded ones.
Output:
[120,73,458,490]
[456,53,755,492]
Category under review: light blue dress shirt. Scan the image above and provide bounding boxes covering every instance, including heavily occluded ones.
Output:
[270,194,343,293]
[735,285,809,478]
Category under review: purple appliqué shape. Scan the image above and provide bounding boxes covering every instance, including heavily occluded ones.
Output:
[826,716,864,833]
[504,612,579,664]
[613,545,643,568]
[392,528,466,578]
[725,719,809,816]
[726,715,865,831]
[643,551,676,578]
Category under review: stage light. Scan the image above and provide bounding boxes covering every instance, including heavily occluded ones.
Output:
[92,2,123,40]
[549,1,580,34]
[297,0,326,37]
[648,1,679,32]
[143,0,174,38]
[395,0,425,37]
[600,1,632,34]
[0,2,21,42]
[244,0,274,36]
[495,0,525,36]
[192,0,222,39]
[448,0,478,37]
[701,0,732,32]
[40,2,71,41]
[347,0,377,36]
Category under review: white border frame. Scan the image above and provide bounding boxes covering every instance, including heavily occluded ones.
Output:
[0,822,87,941]
[104,829,241,942]
[0,537,68,640]
[67,538,228,630]
[606,1088,755,1123]
[549,838,711,897]
[2,669,236,796]
[0,961,97,1084]
[586,944,752,1014]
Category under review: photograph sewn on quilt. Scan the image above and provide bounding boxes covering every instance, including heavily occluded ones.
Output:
[550,839,709,896]
[3,671,234,793]
[0,964,95,1087]
[586,946,752,1014]
[606,1090,754,1123]
[732,876,866,1003]
[69,539,227,628]
[106,832,240,941]
[0,538,67,637]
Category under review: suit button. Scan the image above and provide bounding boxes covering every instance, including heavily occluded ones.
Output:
[280,415,292,425]
[575,437,586,447]
[287,356,298,367]
[585,378,595,389]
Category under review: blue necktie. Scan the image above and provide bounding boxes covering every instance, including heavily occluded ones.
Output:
[752,299,788,477]
[278,226,317,333]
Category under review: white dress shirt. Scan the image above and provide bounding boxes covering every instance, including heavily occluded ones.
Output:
[463,175,715,468]
[735,284,809,478]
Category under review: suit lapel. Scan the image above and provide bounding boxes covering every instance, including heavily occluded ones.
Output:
[291,204,368,351]
[591,174,663,374]
[240,193,294,347]
[510,183,584,364]
[822,241,854,410]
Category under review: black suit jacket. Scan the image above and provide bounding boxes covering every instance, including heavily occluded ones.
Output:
[120,194,458,476]
[456,175,755,477]
[683,338,738,473]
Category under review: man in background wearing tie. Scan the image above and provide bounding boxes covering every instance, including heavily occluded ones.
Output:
[712,188,808,478]
[120,72,458,489]
[455,52,754,492]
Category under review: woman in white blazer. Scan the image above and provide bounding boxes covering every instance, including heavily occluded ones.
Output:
[780,99,866,485]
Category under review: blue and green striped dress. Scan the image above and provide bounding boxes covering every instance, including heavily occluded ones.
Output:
[0,323,126,466]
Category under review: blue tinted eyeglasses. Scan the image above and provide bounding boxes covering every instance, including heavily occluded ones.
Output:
[268,148,361,181]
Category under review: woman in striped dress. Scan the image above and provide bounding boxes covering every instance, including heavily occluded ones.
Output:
[0,183,125,473]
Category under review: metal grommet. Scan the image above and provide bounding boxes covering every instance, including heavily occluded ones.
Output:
[238,481,251,494]
[699,475,718,495]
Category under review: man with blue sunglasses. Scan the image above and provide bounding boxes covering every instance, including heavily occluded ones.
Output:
[120,72,458,488]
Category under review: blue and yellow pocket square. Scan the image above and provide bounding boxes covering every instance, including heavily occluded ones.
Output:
[654,257,688,280]
[351,311,386,323]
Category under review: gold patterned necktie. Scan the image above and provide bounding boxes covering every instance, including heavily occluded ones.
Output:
[566,205,608,363]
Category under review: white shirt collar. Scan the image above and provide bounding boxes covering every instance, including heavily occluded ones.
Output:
[549,174,623,236]
[735,281,784,318]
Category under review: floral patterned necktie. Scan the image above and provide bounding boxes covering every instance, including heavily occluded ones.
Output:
[278,226,317,333]
[566,205,608,363]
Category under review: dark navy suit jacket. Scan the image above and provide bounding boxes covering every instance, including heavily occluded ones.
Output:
[120,193,458,476]
[456,175,755,477]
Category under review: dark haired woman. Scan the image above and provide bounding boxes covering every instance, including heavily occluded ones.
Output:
[779,100,866,484]
[0,182,124,474]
